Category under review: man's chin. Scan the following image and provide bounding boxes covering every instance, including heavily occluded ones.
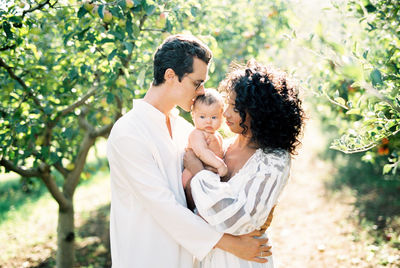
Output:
[178,104,191,112]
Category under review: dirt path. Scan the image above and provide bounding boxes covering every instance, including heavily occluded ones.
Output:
[269,117,398,268]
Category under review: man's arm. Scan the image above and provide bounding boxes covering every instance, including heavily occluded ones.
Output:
[216,232,271,263]
[108,135,222,260]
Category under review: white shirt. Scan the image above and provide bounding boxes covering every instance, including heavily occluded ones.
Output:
[191,148,291,268]
[107,99,223,268]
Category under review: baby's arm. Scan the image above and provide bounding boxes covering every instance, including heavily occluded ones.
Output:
[189,130,227,177]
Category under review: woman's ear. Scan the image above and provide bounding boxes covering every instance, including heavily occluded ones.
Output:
[164,68,176,82]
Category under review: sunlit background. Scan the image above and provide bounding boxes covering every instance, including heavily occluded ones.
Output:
[1,0,399,267]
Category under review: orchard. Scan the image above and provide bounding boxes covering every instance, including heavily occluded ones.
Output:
[0,0,398,267]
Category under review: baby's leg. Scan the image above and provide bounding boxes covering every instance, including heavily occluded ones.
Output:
[182,168,193,188]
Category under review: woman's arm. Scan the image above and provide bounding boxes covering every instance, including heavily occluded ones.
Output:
[189,151,290,235]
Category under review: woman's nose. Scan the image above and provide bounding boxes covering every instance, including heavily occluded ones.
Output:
[223,109,229,119]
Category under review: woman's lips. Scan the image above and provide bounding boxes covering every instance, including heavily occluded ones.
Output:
[226,121,233,126]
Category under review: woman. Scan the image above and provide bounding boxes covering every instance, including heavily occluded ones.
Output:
[184,60,304,267]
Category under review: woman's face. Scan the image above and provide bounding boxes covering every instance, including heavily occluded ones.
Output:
[223,91,251,134]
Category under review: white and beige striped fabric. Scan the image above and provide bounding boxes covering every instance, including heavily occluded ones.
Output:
[191,148,291,268]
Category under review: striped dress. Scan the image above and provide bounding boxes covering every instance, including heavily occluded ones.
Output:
[191,148,291,268]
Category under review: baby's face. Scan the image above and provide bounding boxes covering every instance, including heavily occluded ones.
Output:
[192,102,223,134]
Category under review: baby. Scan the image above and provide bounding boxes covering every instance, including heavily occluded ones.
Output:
[182,89,228,188]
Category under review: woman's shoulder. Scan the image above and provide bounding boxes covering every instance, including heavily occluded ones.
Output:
[257,148,290,166]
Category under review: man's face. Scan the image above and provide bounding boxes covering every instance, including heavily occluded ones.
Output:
[192,102,223,134]
[176,57,208,112]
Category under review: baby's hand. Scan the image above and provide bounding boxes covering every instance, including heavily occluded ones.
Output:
[217,163,228,177]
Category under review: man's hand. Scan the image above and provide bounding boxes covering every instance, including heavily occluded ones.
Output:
[183,148,204,176]
[215,232,271,263]
[260,205,276,234]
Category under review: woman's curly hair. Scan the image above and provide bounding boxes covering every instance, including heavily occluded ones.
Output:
[219,60,305,155]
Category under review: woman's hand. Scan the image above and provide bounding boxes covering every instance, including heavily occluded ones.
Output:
[183,148,204,176]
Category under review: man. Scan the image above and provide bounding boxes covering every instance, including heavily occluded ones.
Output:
[107,34,271,267]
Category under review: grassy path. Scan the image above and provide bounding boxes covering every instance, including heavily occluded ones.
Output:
[269,117,400,267]
[0,170,111,267]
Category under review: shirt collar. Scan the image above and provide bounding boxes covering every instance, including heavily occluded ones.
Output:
[132,99,180,124]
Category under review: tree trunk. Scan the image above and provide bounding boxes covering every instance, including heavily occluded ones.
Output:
[56,200,75,268]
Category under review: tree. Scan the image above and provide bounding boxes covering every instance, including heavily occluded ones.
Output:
[302,0,400,174]
[0,0,179,266]
[0,0,290,267]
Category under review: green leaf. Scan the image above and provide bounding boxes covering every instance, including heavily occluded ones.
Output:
[166,18,173,32]
[9,16,22,23]
[362,50,369,59]
[315,21,323,37]
[137,69,146,88]
[132,23,140,38]
[106,93,114,104]
[124,42,133,54]
[63,32,74,46]
[335,97,346,106]
[3,21,12,39]
[333,90,340,99]
[346,108,361,115]
[110,30,124,40]
[77,6,88,18]
[44,106,53,115]
[145,5,156,15]
[383,164,393,175]
[98,5,105,19]
[108,49,118,61]
[98,38,115,44]
[126,14,133,37]
[190,6,198,16]
[370,69,383,86]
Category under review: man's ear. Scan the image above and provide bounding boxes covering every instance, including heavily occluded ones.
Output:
[164,68,176,82]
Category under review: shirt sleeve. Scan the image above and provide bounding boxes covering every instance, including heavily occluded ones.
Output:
[107,134,222,260]
[190,150,290,235]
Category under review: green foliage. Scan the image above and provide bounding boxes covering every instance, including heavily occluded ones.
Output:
[304,0,400,175]
[0,0,290,266]
[0,0,290,177]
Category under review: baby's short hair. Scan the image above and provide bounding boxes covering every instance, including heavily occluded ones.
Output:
[193,88,224,110]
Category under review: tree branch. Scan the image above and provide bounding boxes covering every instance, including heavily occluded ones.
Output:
[78,109,95,133]
[0,57,45,113]
[0,45,16,51]
[0,157,70,209]
[0,158,41,177]
[21,0,55,19]
[59,87,97,117]
[93,123,113,138]
[40,166,71,210]
[361,82,400,113]
[54,161,69,177]
[64,133,96,196]
[323,92,349,110]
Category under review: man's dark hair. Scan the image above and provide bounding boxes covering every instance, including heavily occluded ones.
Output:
[153,34,212,86]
